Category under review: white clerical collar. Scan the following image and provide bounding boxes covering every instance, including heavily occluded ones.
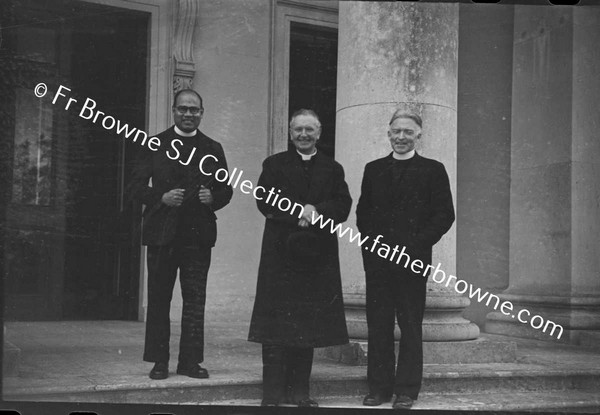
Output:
[393,150,415,160]
[297,149,317,161]
[174,126,197,137]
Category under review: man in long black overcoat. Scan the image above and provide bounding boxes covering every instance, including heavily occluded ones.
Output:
[248,109,351,407]
[357,110,455,410]
[128,89,232,380]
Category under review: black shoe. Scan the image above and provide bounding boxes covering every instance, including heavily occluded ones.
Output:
[392,395,414,410]
[149,362,168,380]
[176,362,209,379]
[363,393,392,406]
[296,398,319,408]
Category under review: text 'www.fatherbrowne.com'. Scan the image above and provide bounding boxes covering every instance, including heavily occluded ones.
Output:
[309,211,564,340]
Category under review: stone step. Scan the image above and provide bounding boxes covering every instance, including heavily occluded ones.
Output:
[6,362,600,405]
[318,337,518,365]
[205,390,600,412]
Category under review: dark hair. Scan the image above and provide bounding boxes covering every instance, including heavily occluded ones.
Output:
[289,108,321,128]
[173,89,203,109]
[389,110,422,128]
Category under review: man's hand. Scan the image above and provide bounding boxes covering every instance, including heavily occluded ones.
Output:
[298,204,317,228]
[162,188,185,207]
[301,204,317,222]
[198,185,213,205]
[298,218,310,228]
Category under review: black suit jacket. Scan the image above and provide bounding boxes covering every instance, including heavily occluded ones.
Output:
[356,152,455,275]
[127,127,232,247]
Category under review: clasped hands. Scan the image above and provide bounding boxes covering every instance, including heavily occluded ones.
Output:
[162,185,213,207]
[298,204,318,228]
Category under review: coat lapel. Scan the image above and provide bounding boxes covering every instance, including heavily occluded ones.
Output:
[372,153,395,208]
[403,152,424,192]
[281,150,310,199]
[374,152,424,207]
[305,152,328,202]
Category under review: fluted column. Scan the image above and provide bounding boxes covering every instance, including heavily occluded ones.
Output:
[486,6,600,343]
[337,1,478,342]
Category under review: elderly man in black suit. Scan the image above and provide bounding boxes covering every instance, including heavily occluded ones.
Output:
[128,89,232,380]
[248,109,352,407]
[356,110,455,410]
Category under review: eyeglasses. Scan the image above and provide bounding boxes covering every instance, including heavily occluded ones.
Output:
[175,106,202,115]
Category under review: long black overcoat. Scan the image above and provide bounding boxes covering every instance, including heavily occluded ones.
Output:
[248,150,352,348]
[356,152,455,277]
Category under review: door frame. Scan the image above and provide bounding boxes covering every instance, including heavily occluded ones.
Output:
[78,0,172,144]
[80,0,173,321]
[269,0,338,155]
[65,0,172,321]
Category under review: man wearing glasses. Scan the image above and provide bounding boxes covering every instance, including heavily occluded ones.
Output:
[356,110,455,410]
[128,89,232,380]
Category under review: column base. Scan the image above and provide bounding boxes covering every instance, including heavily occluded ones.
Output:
[579,331,600,352]
[3,340,21,377]
[345,289,480,342]
[485,294,600,344]
[317,336,516,365]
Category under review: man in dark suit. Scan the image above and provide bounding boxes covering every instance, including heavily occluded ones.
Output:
[248,109,352,407]
[128,89,232,380]
[356,110,455,409]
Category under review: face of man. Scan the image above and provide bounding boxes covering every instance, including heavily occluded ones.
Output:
[173,93,203,133]
[388,117,421,155]
[290,114,321,155]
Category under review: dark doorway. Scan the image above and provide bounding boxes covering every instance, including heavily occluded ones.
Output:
[288,22,338,158]
[2,0,148,320]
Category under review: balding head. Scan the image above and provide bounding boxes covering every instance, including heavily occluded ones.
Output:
[389,110,422,128]
[289,109,321,129]
[174,89,203,110]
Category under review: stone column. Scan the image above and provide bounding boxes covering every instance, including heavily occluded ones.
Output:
[486,6,600,343]
[337,2,478,342]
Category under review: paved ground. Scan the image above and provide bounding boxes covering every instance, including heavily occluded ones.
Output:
[3,319,600,413]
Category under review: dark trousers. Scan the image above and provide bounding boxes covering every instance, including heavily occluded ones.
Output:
[262,344,314,403]
[143,244,211,365]
[366,267,427,400]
